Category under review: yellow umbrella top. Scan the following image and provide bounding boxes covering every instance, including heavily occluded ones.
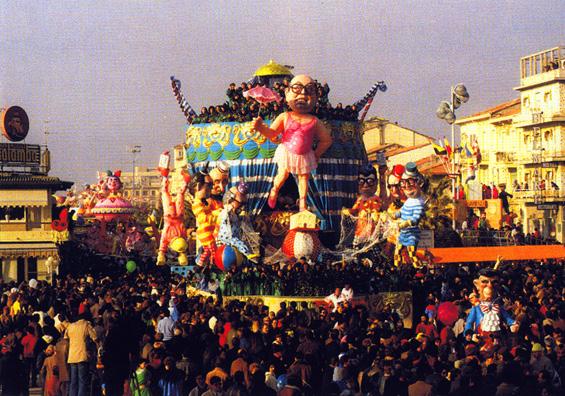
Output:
[254,60,293,77]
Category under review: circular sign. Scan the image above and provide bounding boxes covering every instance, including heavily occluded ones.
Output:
[1,106,30,142]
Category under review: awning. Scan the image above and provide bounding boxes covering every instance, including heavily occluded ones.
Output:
[0,189,49,207]
[0,242,58,259]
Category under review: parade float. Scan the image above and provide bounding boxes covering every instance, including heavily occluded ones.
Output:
[169,62,385,251]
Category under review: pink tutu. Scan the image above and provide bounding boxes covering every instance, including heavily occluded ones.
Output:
[274,144,317,175]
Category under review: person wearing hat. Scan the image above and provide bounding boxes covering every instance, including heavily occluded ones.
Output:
[531,342,559,383]
[393,162,427,268]
[215,181,259,261]
[381,164,406,259]
[465,268,518,349]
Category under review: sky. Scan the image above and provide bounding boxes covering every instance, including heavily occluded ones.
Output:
[1,0,564,185]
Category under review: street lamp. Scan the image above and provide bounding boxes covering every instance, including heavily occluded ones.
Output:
[436,84,470,229]
[128,145,142,200]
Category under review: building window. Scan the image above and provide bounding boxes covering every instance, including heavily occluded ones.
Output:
[544,91,552,102]
[0,206,25,221]
[523,96,530,108]
[28,257,38,280]
[17,257,25,283]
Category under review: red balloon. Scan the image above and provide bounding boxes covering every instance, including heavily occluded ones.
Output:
[437,301,459,326]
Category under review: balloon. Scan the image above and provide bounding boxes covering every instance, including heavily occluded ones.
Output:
[276,374,288,391]
[126,260,137,273]
[282,230,321,259]
[437,301,458,326]
[214,245,243,272]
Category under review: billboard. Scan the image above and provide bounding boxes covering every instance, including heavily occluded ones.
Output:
[0,143,41,166]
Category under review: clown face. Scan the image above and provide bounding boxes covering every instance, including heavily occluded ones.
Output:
[210,170,229,197]
[400,176,422,199]
[387,174,404,200]
[106,176,122,193]
[285,75,318,114]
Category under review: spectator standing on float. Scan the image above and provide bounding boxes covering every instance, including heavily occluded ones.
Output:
[498,183,513,214]
[65,312,98,396]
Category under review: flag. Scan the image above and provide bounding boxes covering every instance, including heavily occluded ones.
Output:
[432,142,447,156]
[464,144,472,157]
[444,138,453,157]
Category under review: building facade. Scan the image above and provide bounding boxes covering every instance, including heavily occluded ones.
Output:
[457,46,565,241]
[121,166,162,209]
[0,147,72,282]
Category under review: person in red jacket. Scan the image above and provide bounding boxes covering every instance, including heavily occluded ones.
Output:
[21,326,39,388]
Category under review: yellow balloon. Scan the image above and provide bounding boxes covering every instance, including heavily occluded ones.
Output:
[169,237,188,253]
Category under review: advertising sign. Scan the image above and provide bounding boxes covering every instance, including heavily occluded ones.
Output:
[1,106,30,142]
[0,143,41,166]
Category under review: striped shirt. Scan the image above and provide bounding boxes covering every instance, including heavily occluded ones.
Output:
[398,196,425,246]
[192,199,217,246]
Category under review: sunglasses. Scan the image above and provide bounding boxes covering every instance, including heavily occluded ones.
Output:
[289,83,318,95]
[358,177,376,186]
[387,184,400,189]
[400,178,418,187]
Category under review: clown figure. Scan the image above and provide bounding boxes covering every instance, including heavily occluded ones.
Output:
[191,172,220,267]
[157,171,191,266]
[347,165,382,248]
[216,182,259,260]
[394,162,427,268]
[381,164,406,257]
[465,268,518,346]
[253,74,333,212]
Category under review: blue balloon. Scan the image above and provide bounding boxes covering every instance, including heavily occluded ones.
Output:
[276,374,288,391]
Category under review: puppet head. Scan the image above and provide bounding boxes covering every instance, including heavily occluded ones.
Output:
[209,161,230,199]
[191,172,212,201]
[106,170,123,194]
[285,74,318,114]
[400,162,425,199]
[473,268,499,302]
[387,164,406,201]
[357,164,378,198]
[227,181,249,213]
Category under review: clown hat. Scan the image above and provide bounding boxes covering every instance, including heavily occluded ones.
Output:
[402,162,420,179]
[391,164,405,179]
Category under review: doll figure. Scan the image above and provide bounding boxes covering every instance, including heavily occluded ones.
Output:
[208,161,230,209]
[157,171,191,266]
[394,162,426,268]
[465,268,518,345]
[216,182,259,260]
[347,165,382,248]
[253,74,333,212]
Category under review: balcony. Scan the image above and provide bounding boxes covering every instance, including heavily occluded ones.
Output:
[516,46,565,91]
[517,151,565,164]
[513,189,565,202]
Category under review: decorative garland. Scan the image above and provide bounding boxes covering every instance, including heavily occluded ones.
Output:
[170,76,197,123]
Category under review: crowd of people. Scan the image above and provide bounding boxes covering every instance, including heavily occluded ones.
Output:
[0,256,563,396]
[188,80,360,124]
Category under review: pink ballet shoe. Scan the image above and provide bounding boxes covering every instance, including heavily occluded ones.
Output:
[267,190,278,209]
